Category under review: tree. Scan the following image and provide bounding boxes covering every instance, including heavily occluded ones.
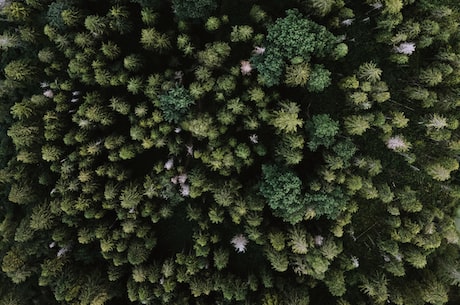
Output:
[84,15,108,36]
[304,187,348,219]
[172,0,217,19]
[123,54,143,72]
[46,0,76,30]
[4,60,36,82]
[41,144,63,162]
[1,246,33,283]
[197,42,231,69]
[120,183,143,209]
[419,67,443,87]
[275,133,305,165]
[265,9,336,60]
[265,247,289,272]
[284,62,311,87]
[306,64,332,92]
[425,158,459,181]
[344,114,373,135]
[3,2,31,22]
[61,8,83,27]
[306,114,339,151]
[230,25,253,42]
[141,28,171,52]
[359,273,389,304]
[357,62,382,83]
[259,164,306,224]
[157,85,194,124]
[269,101,303,134]
[306,0,336,16]
[108,5,133,34]
[252,9,340,87]
[100,41,121,60]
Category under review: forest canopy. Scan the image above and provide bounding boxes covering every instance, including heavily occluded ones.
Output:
[0,0,459,304]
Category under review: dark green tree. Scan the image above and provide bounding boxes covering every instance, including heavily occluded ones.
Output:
[172,0,217,19]
[259,164,306,224]
[306,114,339,151]
[158,85,195,123]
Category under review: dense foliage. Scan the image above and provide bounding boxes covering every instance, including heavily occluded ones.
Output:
[0,0,459,304]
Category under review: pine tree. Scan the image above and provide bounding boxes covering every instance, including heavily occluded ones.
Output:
[288,225,311,254]
[3,2,31,22]
[307,0,336,17]
[284,62,310,87]
[108,5,133,34]
[269,101,303,134]
[265,247,289,272]
[306,114,340,151]
[4,60,35,82]
[213,248,229,270]
[123,54,143,72]
[268,230,286,251]
[158,86,194,123]
[419,67,443,86]
[120,183,143,209]
[61,8,82,27]
[172,0,217,19]
[141,28,171,52]
[359,273,389,304]
[425,158,459,181]
[306,64,331,92]
[344,115,373,135]
[357,62,382,83]
[260,164,305,224]
[84,15,108,36]
[197,42,231,69]
[100,41,121,60]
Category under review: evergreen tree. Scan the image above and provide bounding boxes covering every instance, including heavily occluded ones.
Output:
[259,164,306,224]
[306,114,340,151]
[172,0,217,19]
[158,86,194,123]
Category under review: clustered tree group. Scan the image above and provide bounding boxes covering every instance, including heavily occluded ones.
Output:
[0,0,459,304]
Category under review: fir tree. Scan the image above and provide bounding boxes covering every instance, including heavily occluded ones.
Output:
[158,86,194,124]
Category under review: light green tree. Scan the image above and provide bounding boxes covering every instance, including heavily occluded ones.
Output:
[269,101,303,133]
